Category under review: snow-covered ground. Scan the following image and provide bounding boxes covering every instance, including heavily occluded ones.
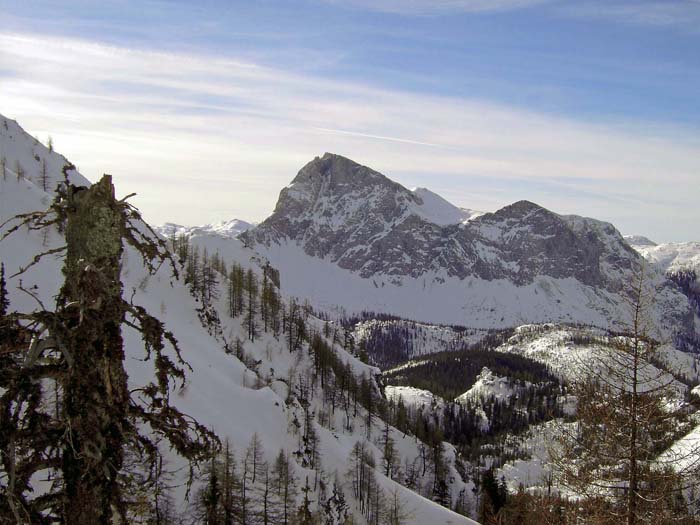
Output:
[0,115,477,524]
[385,385,446,412]
[493,324,694,395]
[409,187,483,226]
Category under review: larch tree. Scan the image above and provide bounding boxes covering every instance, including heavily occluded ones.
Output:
[0,168,218,524]
[550,265,700,524]
[271,449,297,525]
[39,158,49,192]
[0,262,8,316]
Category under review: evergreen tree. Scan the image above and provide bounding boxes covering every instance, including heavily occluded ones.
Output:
[227,262,245,319]
[296,476,317,525]
[204,456,222,525]
[381,417,398,479]
[271,450,297,525]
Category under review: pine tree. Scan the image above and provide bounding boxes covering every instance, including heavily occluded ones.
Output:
[186,244,200,296]
[204,456,222,525]
[381,417,398,479]
[323,478,349,525]
[227,262,245,318]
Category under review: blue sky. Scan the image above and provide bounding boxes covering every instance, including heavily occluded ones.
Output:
[2,0,699,241]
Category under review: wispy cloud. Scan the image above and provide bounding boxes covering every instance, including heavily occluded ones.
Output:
[1,32,698,241]
[555,1,700,31]
[323,0,700,31]
[321,0,552,15]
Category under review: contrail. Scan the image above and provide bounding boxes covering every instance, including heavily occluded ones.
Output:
[313,126,442,148]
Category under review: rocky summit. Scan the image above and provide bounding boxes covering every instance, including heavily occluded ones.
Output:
[244,153,640,293]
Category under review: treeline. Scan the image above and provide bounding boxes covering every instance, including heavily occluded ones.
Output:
[445,383,562,460]
[352,322,482,369]
[670,268,700,318]
[383,346,554,401]
[669,269,700,354]
[382,348,563,465]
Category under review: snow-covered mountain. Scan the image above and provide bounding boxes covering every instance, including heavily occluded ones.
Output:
[0,115,477,524]
[627,236,700,275]
[160,219,254,239]
[230,153,692,334]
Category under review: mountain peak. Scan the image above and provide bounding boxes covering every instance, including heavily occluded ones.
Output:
[500,199,545,216]
[624,235,657,247]
[293,152,398,189]
[243,154,660,298]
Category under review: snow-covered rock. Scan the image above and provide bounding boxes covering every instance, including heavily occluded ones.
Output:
[455,367,518,404]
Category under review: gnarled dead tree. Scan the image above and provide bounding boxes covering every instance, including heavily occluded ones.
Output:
[0,166,219,524]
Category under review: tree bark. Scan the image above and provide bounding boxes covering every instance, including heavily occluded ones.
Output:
[60,176,129,524]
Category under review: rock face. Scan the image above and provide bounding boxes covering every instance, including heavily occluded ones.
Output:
[242,153,640,294]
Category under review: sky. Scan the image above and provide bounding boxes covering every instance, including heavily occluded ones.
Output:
[1,0,699,242]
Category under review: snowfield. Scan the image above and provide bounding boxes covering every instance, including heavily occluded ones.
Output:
[0,115,477,524]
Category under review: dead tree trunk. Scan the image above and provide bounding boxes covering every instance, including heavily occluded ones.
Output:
[59,176,130,524]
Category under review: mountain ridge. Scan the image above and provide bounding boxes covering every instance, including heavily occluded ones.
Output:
[234,153,694,334]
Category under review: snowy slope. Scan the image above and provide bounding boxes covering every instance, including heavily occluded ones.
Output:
[259,237,691,336]
[385,385,446,412]
[629,239,700,275]
[0,115,477,524]
[353,318,490,366]
[493,324,693,398]
[455,367,519,404]
[409,187,483,226]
